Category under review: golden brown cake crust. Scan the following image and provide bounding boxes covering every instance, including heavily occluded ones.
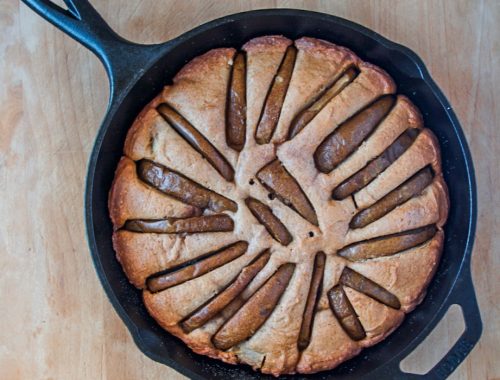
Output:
[242,35,292,52]
[108,35,449,376]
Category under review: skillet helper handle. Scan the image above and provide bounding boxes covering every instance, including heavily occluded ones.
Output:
[21,0,163,101]
[383,266,482,380]
[422,267,482,379]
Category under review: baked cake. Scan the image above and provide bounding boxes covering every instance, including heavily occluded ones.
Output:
[108,36,449,376]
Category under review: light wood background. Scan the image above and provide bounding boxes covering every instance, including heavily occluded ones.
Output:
[1,1,498,379]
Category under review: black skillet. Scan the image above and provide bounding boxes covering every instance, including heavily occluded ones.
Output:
[22,1,482,379]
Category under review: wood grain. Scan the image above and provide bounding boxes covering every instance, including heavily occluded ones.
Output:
[1,0,498,379]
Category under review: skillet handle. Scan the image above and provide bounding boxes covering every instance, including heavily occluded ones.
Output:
[419,267,482,379]
[381,266,482,379]
[21,0,165,102]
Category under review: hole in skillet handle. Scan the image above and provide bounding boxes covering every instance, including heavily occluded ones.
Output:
[400,304,465,375]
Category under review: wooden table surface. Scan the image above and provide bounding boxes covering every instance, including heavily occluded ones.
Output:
[1,1,498,379]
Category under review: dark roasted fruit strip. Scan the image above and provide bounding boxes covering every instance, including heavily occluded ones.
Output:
[338,225,437,262]
[257,159,318,226]
[212,263,295,350]
[314,95,396,173]
[333,128,420,200]
[146,241,248,293]
[288,68,358,139]
[123,214,234,234]
[180,250,271,333]
[138,159,237,213]
[298,252,326,350]
[245,197,292,246]
[350,166,433,229]
[328,285,366,341]
[255,46,297,144]
[157,103,235,181]
[226,52,246,151]
[339,267,400,309]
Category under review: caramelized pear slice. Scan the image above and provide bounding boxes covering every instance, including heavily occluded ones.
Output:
[314,95,396,173]
[288,68,358,139]
[180,250,271,333]
[245,197,292,246]
[255,46,297,144]
[328,285,366,341]
[212,263,295,350]
[333,128,420,200]
[339,225,437,262]
[157,103,235,181]
[298,252,326,350]
[147,241,248,293]
[138,160,237,213]
[124,214,233,234]
[350,166,433,228]
[257,159,318,226]
[339,267,400,309]
[226,52,247,151]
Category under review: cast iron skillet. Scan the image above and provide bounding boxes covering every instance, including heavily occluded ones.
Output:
[22,1,482,378]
